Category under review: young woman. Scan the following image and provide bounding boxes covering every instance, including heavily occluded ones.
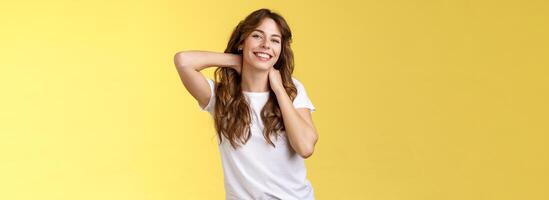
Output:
[174,8,318,200]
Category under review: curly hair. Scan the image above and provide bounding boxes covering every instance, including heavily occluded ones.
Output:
[212,8,297,149]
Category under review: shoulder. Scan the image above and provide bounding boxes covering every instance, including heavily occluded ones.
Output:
[290,76,316,111]
[206,78,217,89]
[291,77,304,88]
[207,78,216,85]
[290,77,311,97]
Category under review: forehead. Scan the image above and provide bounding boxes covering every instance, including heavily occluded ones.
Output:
[254,18,281,36]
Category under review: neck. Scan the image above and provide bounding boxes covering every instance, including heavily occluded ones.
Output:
[240,63,270,92]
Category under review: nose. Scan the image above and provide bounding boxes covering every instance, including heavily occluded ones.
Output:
[260,39,270,49]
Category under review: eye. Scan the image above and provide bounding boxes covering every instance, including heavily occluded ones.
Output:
[252,34,262,39]
[271,39,280,43]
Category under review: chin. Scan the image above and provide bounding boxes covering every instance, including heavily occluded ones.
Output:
[251,62,273,71]
[245,57,273,71]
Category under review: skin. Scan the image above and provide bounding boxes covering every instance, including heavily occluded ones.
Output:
[173,18,318,158]
[239,18,318,158]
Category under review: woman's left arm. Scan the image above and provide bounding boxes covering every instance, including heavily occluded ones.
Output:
[269,68,318,159]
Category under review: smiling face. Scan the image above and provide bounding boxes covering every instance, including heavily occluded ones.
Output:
[239,17,282,71]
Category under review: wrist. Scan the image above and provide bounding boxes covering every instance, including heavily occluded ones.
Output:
[272,86,286,96]
[234,54,242,67]
[227,54,242,73]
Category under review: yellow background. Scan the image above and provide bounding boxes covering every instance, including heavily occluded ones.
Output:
[1,0,548,199]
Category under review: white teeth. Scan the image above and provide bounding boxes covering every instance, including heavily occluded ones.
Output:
[254,52,270,59]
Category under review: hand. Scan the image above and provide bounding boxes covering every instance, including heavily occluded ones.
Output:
[268,67,285,93]
[232,54,242,75]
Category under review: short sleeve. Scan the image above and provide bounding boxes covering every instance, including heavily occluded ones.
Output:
[199,78,216,114]
[292,77,316,113]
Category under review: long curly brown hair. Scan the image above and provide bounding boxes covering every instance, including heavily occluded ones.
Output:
[213,8,297,149]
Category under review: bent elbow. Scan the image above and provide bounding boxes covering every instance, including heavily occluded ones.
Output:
[298,133,318,159]
[298,146,315,159]
[174,51,189,69]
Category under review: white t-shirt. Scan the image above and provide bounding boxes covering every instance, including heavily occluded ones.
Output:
[199,77,316,200]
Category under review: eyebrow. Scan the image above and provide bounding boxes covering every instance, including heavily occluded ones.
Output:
[253,29,281,38]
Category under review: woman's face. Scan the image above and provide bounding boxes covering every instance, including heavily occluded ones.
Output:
[240,18,282,71]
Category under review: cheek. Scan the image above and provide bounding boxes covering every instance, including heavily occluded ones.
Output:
[274,48,282,60]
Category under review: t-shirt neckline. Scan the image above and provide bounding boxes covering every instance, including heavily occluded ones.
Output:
[242,91,270,96]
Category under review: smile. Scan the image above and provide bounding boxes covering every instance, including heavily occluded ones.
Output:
[253,52,272,61]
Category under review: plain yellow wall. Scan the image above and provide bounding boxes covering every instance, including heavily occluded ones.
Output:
[1,0,548,199]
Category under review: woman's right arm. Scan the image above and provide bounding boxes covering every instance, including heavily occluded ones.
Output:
[173,51,241,109]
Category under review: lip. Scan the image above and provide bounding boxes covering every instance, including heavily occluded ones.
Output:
[253,51,273,61]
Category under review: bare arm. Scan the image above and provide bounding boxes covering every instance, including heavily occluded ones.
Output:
[173,51,241,108]
[274,90,318,159]
[267,69,318,159]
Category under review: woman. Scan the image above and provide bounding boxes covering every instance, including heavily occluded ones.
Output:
[174,8,318,200]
